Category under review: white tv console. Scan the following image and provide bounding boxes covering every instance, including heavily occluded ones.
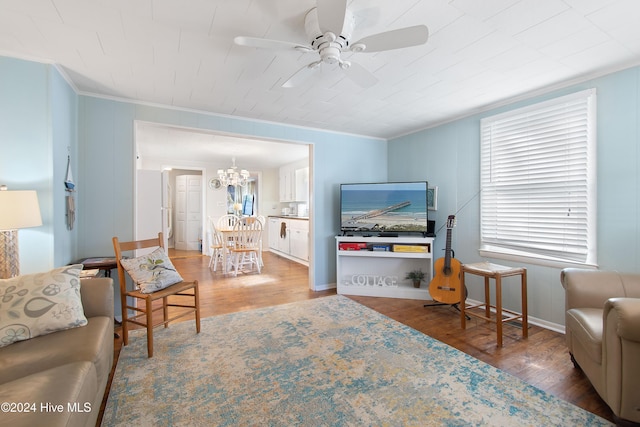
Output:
[336,235,434,300]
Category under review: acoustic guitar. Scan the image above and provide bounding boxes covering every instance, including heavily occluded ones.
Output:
[428,215,462,304]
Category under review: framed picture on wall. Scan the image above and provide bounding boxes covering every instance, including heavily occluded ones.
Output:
[427,186,438,211]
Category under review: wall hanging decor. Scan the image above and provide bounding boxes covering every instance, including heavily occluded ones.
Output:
[65,155,76,230]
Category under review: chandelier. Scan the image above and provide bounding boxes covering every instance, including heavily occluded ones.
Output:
[217,157,250,187]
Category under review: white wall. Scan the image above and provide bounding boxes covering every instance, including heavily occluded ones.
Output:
[261,168,281,218]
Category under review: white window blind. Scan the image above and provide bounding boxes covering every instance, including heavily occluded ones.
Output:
[480,89,596,266]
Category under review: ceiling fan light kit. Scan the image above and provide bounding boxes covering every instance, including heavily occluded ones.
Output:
[234,0,429,89]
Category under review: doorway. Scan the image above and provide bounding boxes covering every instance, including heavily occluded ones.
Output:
[133,121,315,289]
[172,172,203,251]
[135,166,205,254]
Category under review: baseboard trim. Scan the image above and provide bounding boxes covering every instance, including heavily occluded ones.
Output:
[314,282,337,291]
[266,249,308,266]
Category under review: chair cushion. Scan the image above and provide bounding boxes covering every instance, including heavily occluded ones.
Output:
[566,307,603,364]
[0,265,87,348]
[120,247,183,293]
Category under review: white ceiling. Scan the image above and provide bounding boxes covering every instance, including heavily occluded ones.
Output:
[1,0,639,140]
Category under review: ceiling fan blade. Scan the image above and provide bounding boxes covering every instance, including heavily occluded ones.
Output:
[282,61,322,88]
[351,25,429,53]
[316,0,348,35]
[234,36,312,52]
[342,62,378,88]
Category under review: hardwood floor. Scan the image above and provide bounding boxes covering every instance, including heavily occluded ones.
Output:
[166,249,333,315]
[101,250,613,425]
[349,296,613,423]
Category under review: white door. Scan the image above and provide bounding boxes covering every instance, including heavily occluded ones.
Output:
[161,170,170,249]
[135,169,162,256]
[186,175,202,251]
[175,175,202,251]
[175,175,188,250]
[136,170,161,237]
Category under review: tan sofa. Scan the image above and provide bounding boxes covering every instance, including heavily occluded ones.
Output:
[561,268,640,425]
[0,278,114,427]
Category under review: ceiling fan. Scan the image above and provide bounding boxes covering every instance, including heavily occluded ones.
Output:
[234,0,429,88]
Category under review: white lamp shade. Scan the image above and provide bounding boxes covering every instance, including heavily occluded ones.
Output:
[0,190,43,230]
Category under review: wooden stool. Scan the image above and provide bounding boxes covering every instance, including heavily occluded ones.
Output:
[460,262,527,347]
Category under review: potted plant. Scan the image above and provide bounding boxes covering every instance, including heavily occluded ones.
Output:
[405,269,425,288]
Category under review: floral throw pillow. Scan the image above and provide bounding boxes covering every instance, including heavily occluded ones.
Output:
[0,264,88,348]
[120,247,183,294]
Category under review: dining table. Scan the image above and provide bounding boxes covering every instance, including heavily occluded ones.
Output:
[215,219,264,275]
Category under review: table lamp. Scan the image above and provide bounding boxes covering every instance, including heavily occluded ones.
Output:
[0,185,43,279]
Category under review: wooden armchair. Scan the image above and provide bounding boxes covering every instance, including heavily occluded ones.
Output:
[113,232,201,357]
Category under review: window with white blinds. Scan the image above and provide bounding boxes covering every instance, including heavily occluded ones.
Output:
[480,89,596,266]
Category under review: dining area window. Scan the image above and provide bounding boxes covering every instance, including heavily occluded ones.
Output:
[227,179,257,216]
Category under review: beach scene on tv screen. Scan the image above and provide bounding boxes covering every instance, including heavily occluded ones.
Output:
[341,183,428,233]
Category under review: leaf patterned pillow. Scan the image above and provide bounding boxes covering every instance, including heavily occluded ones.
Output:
[120,247,183,294]
[0,264,87,348]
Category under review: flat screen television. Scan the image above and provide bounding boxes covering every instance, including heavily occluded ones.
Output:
[340,181,431,236]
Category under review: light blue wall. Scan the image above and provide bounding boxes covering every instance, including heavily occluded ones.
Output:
[77,97,387,288]
[389,66,640,328]
[0,57,77,273]
[50,66,78,266]
[9,52,637,328]
[1,55,386,289]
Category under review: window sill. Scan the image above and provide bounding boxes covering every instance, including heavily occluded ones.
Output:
[478,248,598,270]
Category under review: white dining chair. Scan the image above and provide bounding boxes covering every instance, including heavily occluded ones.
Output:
[228,217,263,276]
[256,215,266,266]
[217,214,239,230]
[208,217,225,272]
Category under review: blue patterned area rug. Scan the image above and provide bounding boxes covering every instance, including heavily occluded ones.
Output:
[102,295,611,426]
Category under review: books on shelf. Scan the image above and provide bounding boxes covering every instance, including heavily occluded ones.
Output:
[338,242,430,253]
[80,268,101,278]
[338,242,367,251]
[392,244,430,253]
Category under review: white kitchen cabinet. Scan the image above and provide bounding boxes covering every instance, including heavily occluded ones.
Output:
[279,164,294,202]
[294,166,309,202]
[268,216,290,255]
[278,223,290,254]
[268,217,281,251]
[289,219,309,261]
[268,216,308,266]
[279,163,309,203]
